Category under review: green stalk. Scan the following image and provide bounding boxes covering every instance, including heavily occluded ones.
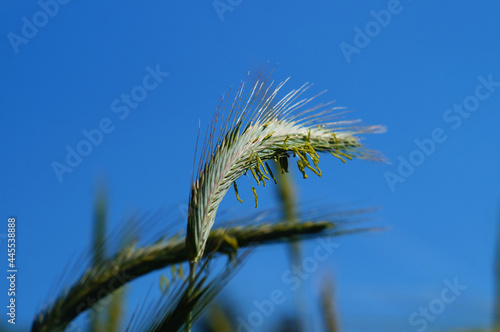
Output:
[275,165,306,332]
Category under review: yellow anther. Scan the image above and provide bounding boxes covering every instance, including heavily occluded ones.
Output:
[332,132,339,148]
[283,135,290,150]
[279,156,289,173]
[331,151,347,163]
[263,131,275,140]
[233,181,243,203]
[305,163,321,177]
[256,154,267,174]
[265,162,277,184]
[297,160,308,179]
[255,167,267,187]
[250,167,260,185]
[336,150,352,160]
[251,186,258,208]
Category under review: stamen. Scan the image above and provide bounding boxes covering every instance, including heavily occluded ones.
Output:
[251,186,258,208]
[265,162,278,184]
[233,181,243,203]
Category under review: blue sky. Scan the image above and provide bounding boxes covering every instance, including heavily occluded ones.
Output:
[1,1,499,331]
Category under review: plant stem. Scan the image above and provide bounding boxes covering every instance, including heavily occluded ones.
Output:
[185,261,198,332]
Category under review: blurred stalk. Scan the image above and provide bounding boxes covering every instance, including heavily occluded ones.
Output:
[320,276,339,332]
[90,183,125,332]
[89,184,107,332]
[105,226,130,332]
[275,165,306,332]
[494,204,500,331]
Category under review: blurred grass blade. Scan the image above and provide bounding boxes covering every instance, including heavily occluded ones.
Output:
[89,184,127,332]
[320,275,340,332]
[90,184,107,332]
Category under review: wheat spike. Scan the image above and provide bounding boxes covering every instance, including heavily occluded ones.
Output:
[186,73,385,263]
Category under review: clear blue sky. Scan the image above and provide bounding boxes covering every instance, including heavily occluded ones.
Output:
[1,1,499,331]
